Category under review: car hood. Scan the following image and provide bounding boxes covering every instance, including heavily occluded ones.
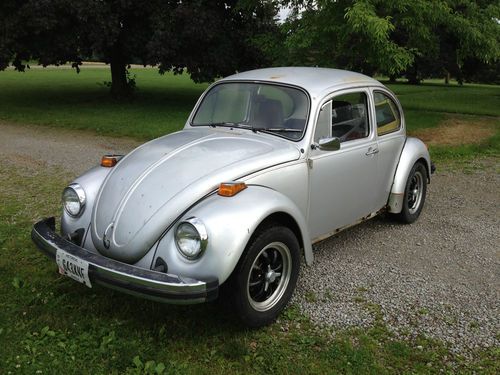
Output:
[90,128,301,263]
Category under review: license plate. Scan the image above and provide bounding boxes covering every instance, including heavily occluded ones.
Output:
[56,249,92,288]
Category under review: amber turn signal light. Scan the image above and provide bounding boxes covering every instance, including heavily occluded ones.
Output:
[218,182,247,197]
[101,155,122,168]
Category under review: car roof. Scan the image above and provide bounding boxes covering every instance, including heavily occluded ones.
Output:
[219,67,384,96]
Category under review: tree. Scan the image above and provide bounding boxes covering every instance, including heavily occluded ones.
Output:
[268,0,429,76]
[273,0,499,83]
[398,0,500,84]
[0,0,278,97]
[434,0,500,84]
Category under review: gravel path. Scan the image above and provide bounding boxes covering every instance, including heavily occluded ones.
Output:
[294,160,499,355]
[0,122,139,176]
[1,122,498,355]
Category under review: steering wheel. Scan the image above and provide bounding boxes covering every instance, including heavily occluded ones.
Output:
[339,120,365,142]
[332,119,365,142]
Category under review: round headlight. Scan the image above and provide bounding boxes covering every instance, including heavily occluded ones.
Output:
[62,184,86,217]
[175,217,208,260]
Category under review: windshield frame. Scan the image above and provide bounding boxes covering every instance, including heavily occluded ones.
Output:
[189,80,312,142]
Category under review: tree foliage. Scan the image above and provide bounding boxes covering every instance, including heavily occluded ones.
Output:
[272,0,499,82]
[1,0,498,89]
[0,0,278,97]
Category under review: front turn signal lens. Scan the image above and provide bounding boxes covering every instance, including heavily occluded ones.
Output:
[101,154,123,168]
[218,182,247,197]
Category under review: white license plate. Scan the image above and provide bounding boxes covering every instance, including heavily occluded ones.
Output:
[56,249,92,288]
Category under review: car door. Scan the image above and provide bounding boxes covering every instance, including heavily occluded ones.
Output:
[307,89,379,241]
[371,90,406,208]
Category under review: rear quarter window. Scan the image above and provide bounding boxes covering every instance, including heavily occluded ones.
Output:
[374,92,401,136]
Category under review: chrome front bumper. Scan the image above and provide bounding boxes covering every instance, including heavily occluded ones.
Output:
[31,217,218,304]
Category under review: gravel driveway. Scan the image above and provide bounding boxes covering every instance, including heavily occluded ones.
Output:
[1,122,498,355]
[295,161,499,355]
[0,122,139,175]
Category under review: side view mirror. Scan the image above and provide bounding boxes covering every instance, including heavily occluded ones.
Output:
[317,137,340,151]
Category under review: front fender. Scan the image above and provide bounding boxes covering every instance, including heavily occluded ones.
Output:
[152,186,313,285]
[388,137,431,213]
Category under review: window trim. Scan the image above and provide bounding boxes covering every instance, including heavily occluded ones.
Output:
[313,89,372,146]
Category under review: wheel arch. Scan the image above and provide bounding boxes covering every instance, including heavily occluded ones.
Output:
[253,211,305,257]
[416,157,430,182]
[234,190,314,267]
[388,137,431,214]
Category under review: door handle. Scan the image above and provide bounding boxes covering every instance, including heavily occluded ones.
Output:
[365,147,379,156]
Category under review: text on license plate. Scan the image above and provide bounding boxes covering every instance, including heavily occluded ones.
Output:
[56,249,92,288]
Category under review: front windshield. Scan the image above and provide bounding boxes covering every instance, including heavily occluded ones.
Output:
[191,82,310,140]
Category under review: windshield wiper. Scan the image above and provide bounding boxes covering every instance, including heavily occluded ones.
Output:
[197,122,302,135]
[251,127,302,133]
[196,122,247,129]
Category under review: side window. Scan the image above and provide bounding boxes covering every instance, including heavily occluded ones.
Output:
[331,92,369,142]
[374,92,401,136]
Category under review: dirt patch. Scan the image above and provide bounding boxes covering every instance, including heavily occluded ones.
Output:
[413,118,497,146]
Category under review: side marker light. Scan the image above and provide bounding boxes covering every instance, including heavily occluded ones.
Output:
[218,182,247,197]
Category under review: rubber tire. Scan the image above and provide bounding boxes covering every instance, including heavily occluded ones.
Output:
[393,162,427,224]
[228,225,300,328]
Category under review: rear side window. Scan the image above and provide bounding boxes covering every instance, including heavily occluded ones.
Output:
[374,92,401,136]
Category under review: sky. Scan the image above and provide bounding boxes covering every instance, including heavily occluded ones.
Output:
[278,6,291,22]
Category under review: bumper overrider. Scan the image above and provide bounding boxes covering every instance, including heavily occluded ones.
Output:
[31,217,218,304]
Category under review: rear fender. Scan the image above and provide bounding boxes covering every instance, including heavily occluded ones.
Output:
[388,137,431,214]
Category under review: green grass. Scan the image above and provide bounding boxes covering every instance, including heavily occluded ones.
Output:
[383,81,500,138]
[386,82,500,117]
[0,68,208,139]
[0,161,499,374]
[385,81,500,162]
[403,110,445,131]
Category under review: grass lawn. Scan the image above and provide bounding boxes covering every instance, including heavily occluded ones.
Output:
[0,68,499,374]
[0,68,208,140]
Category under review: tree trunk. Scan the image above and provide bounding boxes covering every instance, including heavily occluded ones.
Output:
[407,65,420,84]
[109,45,131,98]
[456,67,464,86]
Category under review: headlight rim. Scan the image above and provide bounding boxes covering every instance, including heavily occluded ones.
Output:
[174,217,208,260]
[62,183,86,217]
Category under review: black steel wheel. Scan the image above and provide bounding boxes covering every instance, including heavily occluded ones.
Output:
[393,162,427,223]
[228,225,300,327]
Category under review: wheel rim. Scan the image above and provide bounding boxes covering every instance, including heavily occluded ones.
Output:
[246,241,292,312]
[408,170,424,214]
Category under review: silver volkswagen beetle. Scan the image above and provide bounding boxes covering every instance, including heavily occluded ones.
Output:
[32,67,434,327]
